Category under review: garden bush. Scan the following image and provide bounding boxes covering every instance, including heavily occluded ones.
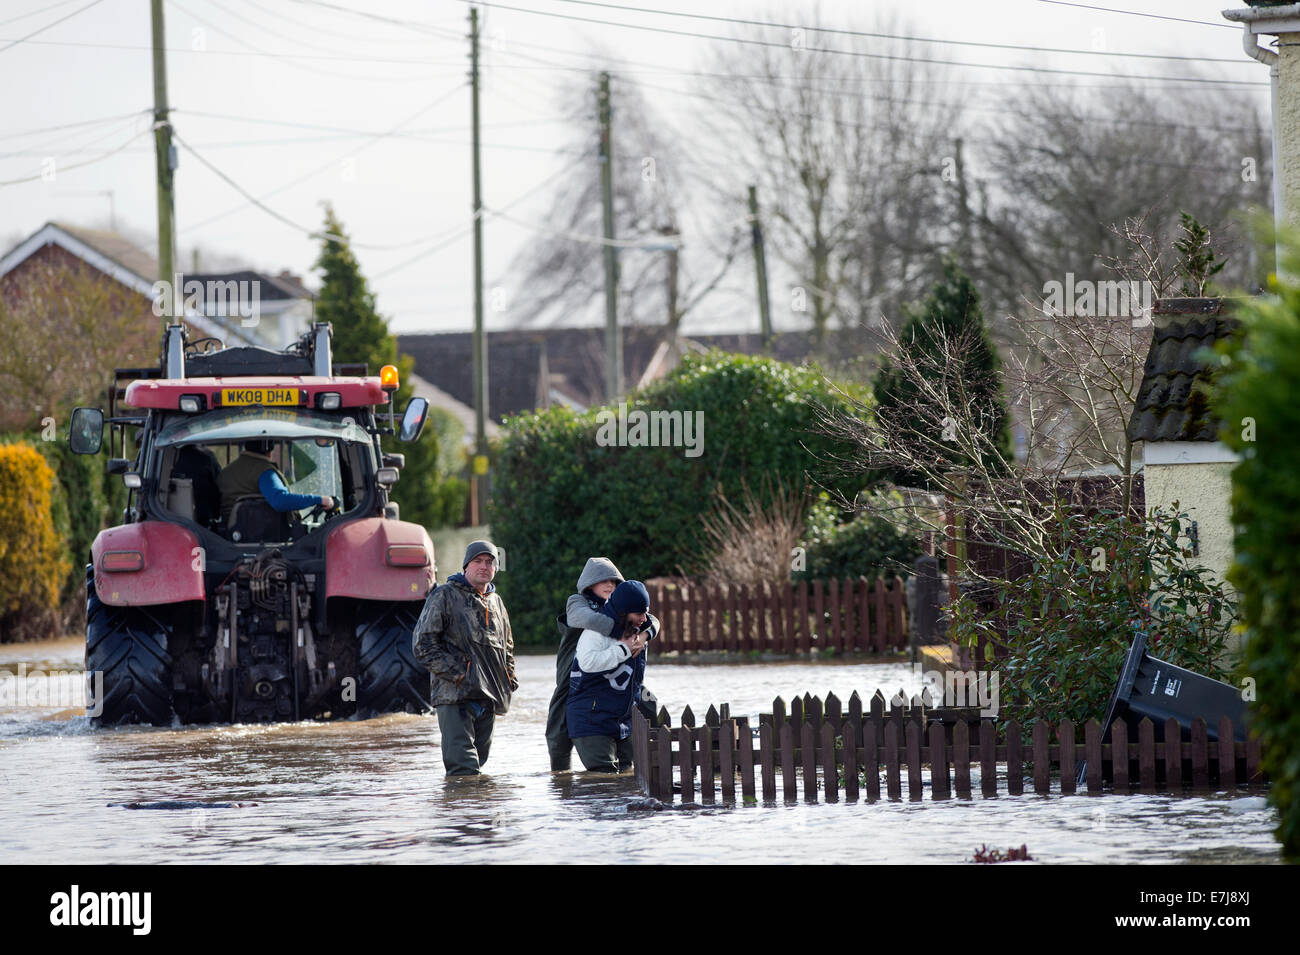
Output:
[947,504,1236,738]
[489,352,871,645]
[795,492,923,583]
[0,442,71,641]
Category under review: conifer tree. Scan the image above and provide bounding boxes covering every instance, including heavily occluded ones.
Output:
[313,206,459,529]
[872,259,1013,487]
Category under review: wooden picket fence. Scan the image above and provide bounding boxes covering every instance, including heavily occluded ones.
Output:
[644,577,907,655]
[630,690,1266,804]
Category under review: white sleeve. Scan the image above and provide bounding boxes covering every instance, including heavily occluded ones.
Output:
[575,628,630,673]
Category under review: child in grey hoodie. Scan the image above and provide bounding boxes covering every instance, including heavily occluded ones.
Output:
[545,557,659,770]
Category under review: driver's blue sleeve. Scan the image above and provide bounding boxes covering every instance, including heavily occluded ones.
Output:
[258,469,320,512]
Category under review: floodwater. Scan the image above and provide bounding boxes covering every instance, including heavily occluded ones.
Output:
[0,638,1282,865]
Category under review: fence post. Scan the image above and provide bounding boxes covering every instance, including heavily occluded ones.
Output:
[930,721,950,800]
[720,718,736,804]
[873,577,887,652]
[759,721,775,802]
[979,719,997,797]
[699,724,714,804]
[797,579,810,653]
[1007,719,1024,795]
[1218,716,1236,791]
[953,719,971,798]
[1164,716,1181,791]
[1139,718,1156,794]
[1191,717,1209,789]
[678,724,695,803]
[1084,719,1102,794]
[1033,720,1050,795]
[906,721,923,801]
[843,720,859,802]
[802,721,818,802]
[1111,716,1129,793]
[812,579,824,650]
[1059,719,1076,796]
[780,723,797,802]
[738,717,757,803]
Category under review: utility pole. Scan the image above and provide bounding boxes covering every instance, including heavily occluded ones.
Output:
[150,0,176,332]
[954,137,971,261]
[748,185,772,349]
[598,72,622,400]
[662,224,679,356]
[469,7,488,525]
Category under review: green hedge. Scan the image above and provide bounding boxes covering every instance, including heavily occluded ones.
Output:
[1,432,110,622]
[796,492,923,583]
[488,352,872,645]
[1215,266,1300,860]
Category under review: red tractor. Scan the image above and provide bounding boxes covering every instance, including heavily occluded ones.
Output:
[68,323,436,724]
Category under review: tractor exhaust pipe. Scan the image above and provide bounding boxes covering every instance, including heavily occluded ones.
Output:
[164,324,186,378]
[312,323,332,377]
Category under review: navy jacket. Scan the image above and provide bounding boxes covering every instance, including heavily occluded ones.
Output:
[566,637,646,740]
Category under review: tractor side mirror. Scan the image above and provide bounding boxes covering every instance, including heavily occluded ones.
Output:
[398,397,429,442]
[68,407,104,455]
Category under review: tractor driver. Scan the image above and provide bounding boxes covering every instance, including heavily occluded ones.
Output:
[217,438,334,526]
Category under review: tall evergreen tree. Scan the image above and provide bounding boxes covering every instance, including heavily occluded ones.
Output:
[313,206,462,530]
[872,259,1012,488]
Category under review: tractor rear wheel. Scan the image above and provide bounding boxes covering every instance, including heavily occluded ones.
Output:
[356,601,431,716]
[85,566,174,726]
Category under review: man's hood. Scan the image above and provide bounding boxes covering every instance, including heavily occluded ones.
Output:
[447,571,495,595]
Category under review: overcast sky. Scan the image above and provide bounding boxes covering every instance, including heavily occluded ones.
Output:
[0,1,1273,337]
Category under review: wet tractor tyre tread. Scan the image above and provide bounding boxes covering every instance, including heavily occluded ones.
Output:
[356,602,431,716]
[85,566,174,726]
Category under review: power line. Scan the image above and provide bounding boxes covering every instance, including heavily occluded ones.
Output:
[1034,1,1238,30]
[544,0,1249,65]
[0,0,87,29]
[170,0,455,82]
[373,154,589,279]
[448,0,1266,87]
[237,0,457,45]
[1,109,150,141]
[0,0,104,54]
[0,125,151,186]
[185,83,467,230]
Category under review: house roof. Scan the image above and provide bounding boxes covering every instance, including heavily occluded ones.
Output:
[1127,297,1238,443]
[397,325,885,424]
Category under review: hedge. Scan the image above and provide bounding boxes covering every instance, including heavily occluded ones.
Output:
[0,442,71,641]
[488,351,872,645]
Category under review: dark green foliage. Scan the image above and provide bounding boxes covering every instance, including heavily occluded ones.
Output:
[947,505,1235,744]
[1213,255,1300,858]
[489,352,870,645]
[873,259,1012,486]
[312,206,465,531]
[795,494,922,583]
[1175,212,1227,297]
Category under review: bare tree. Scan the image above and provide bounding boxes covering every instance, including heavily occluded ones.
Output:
[698,10,966,345]
[0,258,156,431]
[971,79,1270,331]
[509,73,740,352]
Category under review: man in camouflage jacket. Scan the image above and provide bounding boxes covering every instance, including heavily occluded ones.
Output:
[413,540,517,775]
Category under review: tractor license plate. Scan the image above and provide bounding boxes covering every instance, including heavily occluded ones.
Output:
[221,388,300,407]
